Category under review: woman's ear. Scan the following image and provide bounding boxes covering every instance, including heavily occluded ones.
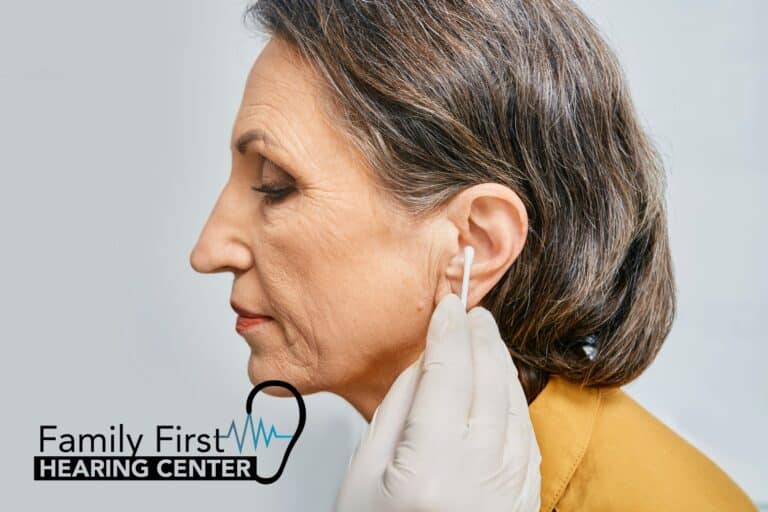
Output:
[439,183,528,309]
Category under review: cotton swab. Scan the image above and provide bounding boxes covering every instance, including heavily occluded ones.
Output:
[459,245,474,310]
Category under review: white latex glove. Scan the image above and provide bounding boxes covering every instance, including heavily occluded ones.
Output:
[335,293,542,512]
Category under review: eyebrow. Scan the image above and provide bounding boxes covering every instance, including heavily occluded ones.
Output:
[232,128,281,155]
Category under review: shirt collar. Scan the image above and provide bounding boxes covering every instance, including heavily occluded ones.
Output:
[528,375,604,512]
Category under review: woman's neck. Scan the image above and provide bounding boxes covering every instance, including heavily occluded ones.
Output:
[334,348,423,423]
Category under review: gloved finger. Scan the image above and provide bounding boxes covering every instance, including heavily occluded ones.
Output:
[502,353,536,470]
[504,416,543,512]
[403,293,473,444]
[355,352,424,471]
[465,306,509,453]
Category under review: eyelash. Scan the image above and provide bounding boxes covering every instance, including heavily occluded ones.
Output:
[251,183,295,205]
[250,157,296,205]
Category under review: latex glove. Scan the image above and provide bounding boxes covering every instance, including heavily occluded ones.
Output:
[335,293,542,512]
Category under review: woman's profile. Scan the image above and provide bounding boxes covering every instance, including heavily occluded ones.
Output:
[189,1,757,510]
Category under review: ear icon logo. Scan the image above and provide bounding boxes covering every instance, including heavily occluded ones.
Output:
[245,380,306,484]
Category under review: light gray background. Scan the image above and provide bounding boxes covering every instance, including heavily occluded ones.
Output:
[1,1,765,510]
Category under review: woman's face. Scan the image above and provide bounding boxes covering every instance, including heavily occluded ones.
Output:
[190,37,448,410]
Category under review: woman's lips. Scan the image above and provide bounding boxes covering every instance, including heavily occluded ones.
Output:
[231,301,273,334]
[235,315,272,334]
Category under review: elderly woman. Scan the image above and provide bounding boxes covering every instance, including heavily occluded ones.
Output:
[190,1,756,510]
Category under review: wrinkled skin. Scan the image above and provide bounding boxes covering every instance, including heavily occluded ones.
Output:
[190,36,527,422]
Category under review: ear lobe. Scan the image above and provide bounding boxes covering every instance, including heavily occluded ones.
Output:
[444,183,528,308]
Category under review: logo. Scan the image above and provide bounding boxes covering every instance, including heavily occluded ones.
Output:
[34,380,306,483]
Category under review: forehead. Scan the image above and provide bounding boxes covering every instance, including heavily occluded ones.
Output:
[232,37,337,156]
[244,37,318,106]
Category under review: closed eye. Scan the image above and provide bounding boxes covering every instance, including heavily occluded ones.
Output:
[251,183,295,205]
[252,156,297,205]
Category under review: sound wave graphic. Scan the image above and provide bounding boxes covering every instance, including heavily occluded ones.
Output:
[222,415,293,453]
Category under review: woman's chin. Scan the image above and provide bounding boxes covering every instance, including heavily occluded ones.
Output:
[259,386,295,398]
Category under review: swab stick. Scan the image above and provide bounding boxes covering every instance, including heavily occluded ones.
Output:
[459,245,474,310]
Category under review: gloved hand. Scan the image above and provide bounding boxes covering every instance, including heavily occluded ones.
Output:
[335,293,542,512]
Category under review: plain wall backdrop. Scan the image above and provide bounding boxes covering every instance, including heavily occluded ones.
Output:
[1,1,765,509]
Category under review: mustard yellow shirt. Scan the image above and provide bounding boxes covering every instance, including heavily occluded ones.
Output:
[528,376,758,511]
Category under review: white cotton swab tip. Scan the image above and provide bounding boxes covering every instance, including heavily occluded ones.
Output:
[459,245,474,310]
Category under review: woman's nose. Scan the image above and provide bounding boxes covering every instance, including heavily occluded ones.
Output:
[189,207,254,274]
